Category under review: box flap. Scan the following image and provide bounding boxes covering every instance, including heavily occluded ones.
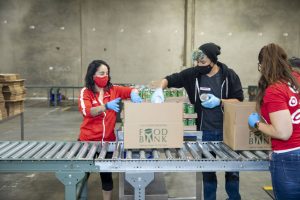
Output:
[124,102,183,123]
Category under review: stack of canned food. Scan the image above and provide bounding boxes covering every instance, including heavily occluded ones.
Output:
[183,103,196,126]
[138,87,185,101]
[138,88,153,102]
[163,88,184,98]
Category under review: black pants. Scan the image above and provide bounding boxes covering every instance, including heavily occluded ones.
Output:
[78,139,113,191]
[100,152,113,191]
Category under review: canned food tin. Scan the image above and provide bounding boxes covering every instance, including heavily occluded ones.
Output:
[183,103,188,113]
[187,104,195,114]
[183,119,188,126]
[200,93,209,102]
[187,118,196,126]
[139,90,143,99]
[177,89,184,97]
[169,89,176,97]
[164,89,170,98]
[143,89,151,101]
[174,89,179,97]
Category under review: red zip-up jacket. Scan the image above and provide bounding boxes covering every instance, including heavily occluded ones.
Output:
[78,85,132,141]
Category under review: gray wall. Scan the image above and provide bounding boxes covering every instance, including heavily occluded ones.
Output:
[81,0,185,85]
[194,0,300,86]
[0,0,300,93]
[0,0,81,86]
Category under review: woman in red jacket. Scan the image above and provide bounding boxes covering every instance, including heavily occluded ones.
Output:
[78,60,142,200]
[248,44,300,200]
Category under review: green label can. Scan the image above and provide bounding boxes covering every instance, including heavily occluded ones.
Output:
[165,89,171,98]
[187,104,195,114]
[183,119,188,126]
[187,118,196,126]
[139,90,143,99]
[177,89,184,97]
[200,93,209,102]
[143,89,151,101]
[183,103,188,113]
[169,89,174,97]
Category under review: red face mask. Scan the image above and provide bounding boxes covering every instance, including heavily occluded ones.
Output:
[93,75,108,88]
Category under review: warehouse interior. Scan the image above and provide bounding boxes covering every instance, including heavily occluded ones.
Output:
[0,0,300,200]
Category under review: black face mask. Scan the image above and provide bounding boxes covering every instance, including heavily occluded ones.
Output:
[194,65,212,75]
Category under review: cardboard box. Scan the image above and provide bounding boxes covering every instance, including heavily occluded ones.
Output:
[2,84,26,101]
[5,100,24,116]
[0,96,3,102]
[123,102,183,149]
[0,102,7,120]
[3,92,26,101]
[223,102,271,150]
[0,74,21,81]
[0,79,25,87]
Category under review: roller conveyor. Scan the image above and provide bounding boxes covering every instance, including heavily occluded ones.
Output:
[0,141,270,172]
[0,141,271,200]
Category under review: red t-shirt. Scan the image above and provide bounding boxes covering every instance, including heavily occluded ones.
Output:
[78,85,132,141]
[261,72,300,150]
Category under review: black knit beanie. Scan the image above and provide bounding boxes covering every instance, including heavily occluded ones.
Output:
[199,43,221,63]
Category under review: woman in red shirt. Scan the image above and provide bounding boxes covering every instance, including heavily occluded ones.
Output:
[248,44,300,200]
[78,60,142,200]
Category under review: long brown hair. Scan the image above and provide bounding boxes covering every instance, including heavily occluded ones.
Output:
[256,43,300,111]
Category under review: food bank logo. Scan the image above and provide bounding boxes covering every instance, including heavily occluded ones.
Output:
[249,132,270,145]
[139,128,168,143]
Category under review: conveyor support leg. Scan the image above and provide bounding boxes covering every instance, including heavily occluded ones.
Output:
[55,172,86,200]
[125,172,154,200]
[77,174,88,200]
[196,172,203,200]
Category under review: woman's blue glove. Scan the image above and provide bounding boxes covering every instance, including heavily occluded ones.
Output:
[130,92,142,103]
[106,97,121,112]
[248,112,260,128]
[151,88,165,103]
[201,94,221,108]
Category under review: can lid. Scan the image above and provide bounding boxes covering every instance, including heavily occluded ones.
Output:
[200,93,209,102]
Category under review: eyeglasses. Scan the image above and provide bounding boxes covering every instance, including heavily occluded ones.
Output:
[257,63,262,72]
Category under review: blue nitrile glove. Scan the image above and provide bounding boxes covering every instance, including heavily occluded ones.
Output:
[201,94,221,108]
[248,112,260,128]
[151,88,165,103]
[130,92,142,103]
[106,97,121,112]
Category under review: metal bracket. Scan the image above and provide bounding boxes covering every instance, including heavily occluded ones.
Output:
[125,172,154,200]
[55,172,87,200]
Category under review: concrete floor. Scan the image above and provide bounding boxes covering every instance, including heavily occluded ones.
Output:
[0,100,273,200]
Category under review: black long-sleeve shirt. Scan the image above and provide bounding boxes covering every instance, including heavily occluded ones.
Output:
[165,62,244,130]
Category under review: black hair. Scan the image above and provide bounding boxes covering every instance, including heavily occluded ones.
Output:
[85,60,113,93]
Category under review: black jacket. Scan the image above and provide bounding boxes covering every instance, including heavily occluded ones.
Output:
[165,62,244,129]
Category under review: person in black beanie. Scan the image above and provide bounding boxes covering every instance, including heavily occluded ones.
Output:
[289,57,300,72]
[151,42,243,200]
